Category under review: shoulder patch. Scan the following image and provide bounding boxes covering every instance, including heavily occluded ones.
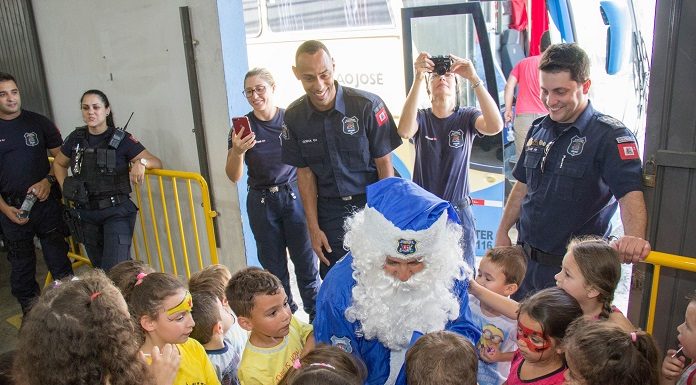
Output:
[618,142,640,160]
[597,115,625,129]
[374,102,388,127]
[615,135,635,144]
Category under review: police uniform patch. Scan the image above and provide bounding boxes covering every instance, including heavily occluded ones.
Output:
[280,123,290,140]
[330,336,353,353]
[24,132,38,147]
[342,116,360,135]
[567,135,586,157]
[448,130,464,148]
[397,239,417,255]
[597,115,624,129]
[618,142,640,160]
[615,135,634,144]
[374,103,388,127]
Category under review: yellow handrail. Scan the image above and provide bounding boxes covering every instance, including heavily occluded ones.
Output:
[642,251,696,333]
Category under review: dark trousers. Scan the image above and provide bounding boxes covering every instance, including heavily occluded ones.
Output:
[511,244,563,301]
[451,198,476,273]
[317,194,367,278]
[77,199,137,271]
[247,181,320,316]
[0,197,72,313]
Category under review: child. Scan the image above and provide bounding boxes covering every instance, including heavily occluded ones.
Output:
[278,344,367,385]
[189,264,249,357]
[405,330,478,385]
[506,287,583,384]
[12,269,178,385]
[471,246,527,385]
[127,272,221,385]
[661,292,696,385]
[226,267,315,385]
[470,237,635,331]
[190,291,240,385]
[564,318,660,385]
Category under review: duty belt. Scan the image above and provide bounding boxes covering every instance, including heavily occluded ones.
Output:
[75,194,128,210]
[521,243,563,267]
[319,193,365,202]
[249,183,290,193]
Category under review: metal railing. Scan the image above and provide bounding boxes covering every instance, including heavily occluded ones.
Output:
[642,251,696,333]
[47,168,218,284]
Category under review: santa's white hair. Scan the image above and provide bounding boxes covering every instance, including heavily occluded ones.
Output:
[343,206,471,351]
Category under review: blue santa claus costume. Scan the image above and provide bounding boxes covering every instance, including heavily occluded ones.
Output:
[314,177,481,385]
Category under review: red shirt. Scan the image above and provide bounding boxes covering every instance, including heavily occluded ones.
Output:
[505,350,567,385]
[510,55,546,114]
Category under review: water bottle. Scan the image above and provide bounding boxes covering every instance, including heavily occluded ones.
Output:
[17,192,37,219]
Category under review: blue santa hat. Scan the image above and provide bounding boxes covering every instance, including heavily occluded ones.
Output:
[366,177,460,230]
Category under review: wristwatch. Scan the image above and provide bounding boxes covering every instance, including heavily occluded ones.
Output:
[138,158,148,167]
[46,174,57,184]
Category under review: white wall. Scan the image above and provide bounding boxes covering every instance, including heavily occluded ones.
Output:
[32,0,247,271]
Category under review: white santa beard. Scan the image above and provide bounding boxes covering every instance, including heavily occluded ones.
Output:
[345,261,461,351]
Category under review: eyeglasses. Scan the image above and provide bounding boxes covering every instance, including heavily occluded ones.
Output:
[242,85,266,97]
[540,140,555,173]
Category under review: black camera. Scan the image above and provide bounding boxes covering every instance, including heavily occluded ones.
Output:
[431,55,452,76]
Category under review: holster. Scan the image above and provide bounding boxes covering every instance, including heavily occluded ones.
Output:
[63,208,85,243]
[62,177,89,205]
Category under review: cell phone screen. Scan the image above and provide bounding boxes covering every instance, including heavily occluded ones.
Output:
[232,116,252,138]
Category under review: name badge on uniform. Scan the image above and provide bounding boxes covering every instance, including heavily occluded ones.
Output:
[342,116,360,135]
[449,130,464,148]
[567,135,586,157]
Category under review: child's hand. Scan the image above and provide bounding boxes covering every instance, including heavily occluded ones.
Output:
[480,348,514,363]
[661,349,686,382]
[143,344,181,385]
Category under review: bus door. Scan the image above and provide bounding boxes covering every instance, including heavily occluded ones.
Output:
[401,2,504,257]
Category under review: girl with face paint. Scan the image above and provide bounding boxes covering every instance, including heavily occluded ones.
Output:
[505,287,583,385]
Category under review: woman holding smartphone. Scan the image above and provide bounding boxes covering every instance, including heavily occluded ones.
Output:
[53,89,162,270]
[226,68,320,320]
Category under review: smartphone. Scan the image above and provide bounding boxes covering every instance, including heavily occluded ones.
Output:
[232,116,252,138]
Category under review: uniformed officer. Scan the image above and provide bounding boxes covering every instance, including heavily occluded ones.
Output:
[398,52,503,270]
[53,89,161,270]
[226,67,320,318]
[282,40,403,277]
[0,72,73,313]
[494,44,651,300]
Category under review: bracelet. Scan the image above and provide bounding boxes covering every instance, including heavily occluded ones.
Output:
[471,79,482,89]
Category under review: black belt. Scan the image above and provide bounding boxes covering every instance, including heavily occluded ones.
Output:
[521,243,563,266]
[452,196,472,209]
[319,193,365,202]
[249,183,290,193]
[75,194,129,210]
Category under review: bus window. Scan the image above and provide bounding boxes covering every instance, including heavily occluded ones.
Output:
[266,0,394,32]
[244,0,261,37]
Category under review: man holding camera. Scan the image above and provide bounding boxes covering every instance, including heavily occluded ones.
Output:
[0,72,72,314]
[398,52,503,270]
[282,40,403,278]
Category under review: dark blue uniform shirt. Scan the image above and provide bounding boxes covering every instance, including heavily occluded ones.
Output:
[412,107,482,202]
[512,101,643,256]
[281,83,402,198]
[227,108,296,189]
[0,110,62,194]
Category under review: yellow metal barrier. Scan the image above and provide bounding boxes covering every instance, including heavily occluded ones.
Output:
[45,167,218,284]
[642,251,696,333]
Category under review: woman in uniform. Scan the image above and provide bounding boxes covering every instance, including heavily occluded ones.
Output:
[226,68,320,319]
[53,89,161,270]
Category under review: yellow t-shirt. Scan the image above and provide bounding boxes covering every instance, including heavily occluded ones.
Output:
[238,316,313,385]
[174,338,222,385]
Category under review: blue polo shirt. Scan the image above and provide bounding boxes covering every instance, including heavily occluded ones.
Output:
[0,110,62,194]
[412,107,481,202]
[227,108,296,189]
[512,101,643,256]
[281,82,402,198]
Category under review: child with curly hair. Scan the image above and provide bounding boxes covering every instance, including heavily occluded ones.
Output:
[13,269,179,385]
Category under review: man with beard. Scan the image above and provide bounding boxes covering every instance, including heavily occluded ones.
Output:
[314,177,481,385]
